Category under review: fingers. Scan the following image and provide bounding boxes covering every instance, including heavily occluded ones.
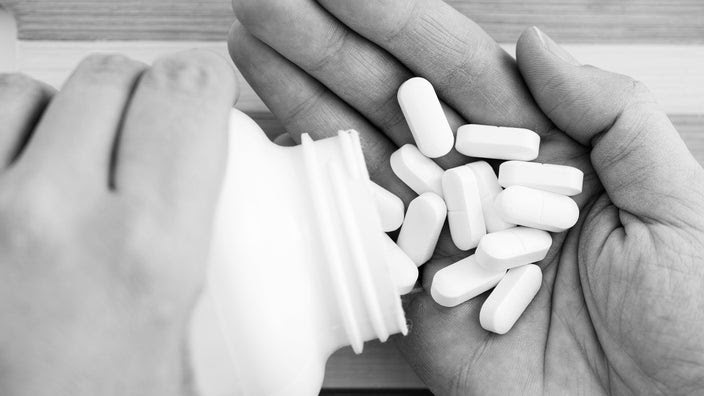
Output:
[0,74,54,168]
[516,27,704,223]
[317,0,548,134]
[115,50,238,218]
[316,0,598,205]
[17,54,146,190]
[229,22,416,203]
[232,0,467,166]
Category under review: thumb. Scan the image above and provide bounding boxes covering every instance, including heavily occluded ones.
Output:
[516,27,704,225]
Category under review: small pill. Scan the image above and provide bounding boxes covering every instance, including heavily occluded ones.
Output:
[431,255,505,307]
[382,234,419,295]
[390,144,444,197]
[466,161,515,232]
[480,264,542,334]
[442,166,486,250]
[397,77,454,158]
[495,186,579,232]
[396,192,447,266]
[456,125,540,161]
[370,181,405,232]
[475,227,552,271]
[499,161,583,196]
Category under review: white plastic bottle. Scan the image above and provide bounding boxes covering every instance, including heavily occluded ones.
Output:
[189,109,408,396]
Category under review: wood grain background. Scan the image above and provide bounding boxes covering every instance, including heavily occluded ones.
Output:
[1,0,702,394]
[4,0,704,43]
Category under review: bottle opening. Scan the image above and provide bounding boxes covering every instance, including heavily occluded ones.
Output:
[300,131,407,354]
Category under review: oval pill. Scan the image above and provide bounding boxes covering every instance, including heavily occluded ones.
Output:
[495,186,579,232]
[370,181,405,232]
[396,192,447,266]
[475,227,552,271]
[397,77,454,158]
[442,166,486,250]
[456,124,540,161]
[390,144,444,197]
[499,161,583,196]
[466,161,515,232]
[431,255,505,307]
[480,264,542,334]
[382,234,418,295]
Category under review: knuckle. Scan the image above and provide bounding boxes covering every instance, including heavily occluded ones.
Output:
[627,78,655,104]
[444,38,493,92]
[119,207,202,307]
[0,73,40,91]
[609,74,655,107]
[381,0,421,43]
[0,73,49,103]
[281,87,326,124]
[145,53,224,96]
[306,24,349,73]
[74,53,144,84]
[0,179,66,248]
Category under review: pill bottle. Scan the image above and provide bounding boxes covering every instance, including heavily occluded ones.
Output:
[189,109,408,396]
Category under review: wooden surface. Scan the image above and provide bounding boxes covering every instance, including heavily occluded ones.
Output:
[3,0,704,43]
[1,0,703,393]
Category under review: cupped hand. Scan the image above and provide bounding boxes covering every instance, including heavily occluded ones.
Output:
[0,51,237,395]
[228,0,704,394]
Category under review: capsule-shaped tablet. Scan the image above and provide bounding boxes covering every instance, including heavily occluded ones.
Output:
[390,144,444,197]
[499,161,583,196]
[382,234,418,295]
[442,166,486,250]
[466,161,515,232]
[480,264,542,334]
[456,125,540,161]
[397,77,454,158]
[370,181,405,232]
[495,186,578,232]
[431,255,505,307]
[475,227,552,271]
[396,193,447,266]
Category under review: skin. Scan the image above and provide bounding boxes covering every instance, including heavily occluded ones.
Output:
[0,51,237,395]
[228,0,704,394]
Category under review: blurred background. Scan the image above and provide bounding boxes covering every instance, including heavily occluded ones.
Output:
[0,1,702,394]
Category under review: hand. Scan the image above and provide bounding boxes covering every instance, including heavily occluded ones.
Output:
[0,51,237,395]
[228,0,704,394]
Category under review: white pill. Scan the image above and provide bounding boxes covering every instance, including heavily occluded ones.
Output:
[495,186,579,232]
[456,124,540,161]
[466,161,515,232]
[396,192,447,266]
[442,166,486,250]
[370,181,405,232]
[397,77,454,158]
[390,144,444,197]
[431,255,505,307]
[499,161,583,196]
[475,227,552,271]
[382,234,418,295]
[480,264,542,334]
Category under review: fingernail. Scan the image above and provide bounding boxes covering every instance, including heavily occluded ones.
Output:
[532,26,580,66]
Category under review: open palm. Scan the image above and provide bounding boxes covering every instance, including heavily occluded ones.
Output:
[228,0,704,394]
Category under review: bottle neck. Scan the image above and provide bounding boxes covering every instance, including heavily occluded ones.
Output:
[299,130,407,354]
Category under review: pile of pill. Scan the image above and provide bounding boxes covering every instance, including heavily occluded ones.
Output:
[374,77,583,335]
